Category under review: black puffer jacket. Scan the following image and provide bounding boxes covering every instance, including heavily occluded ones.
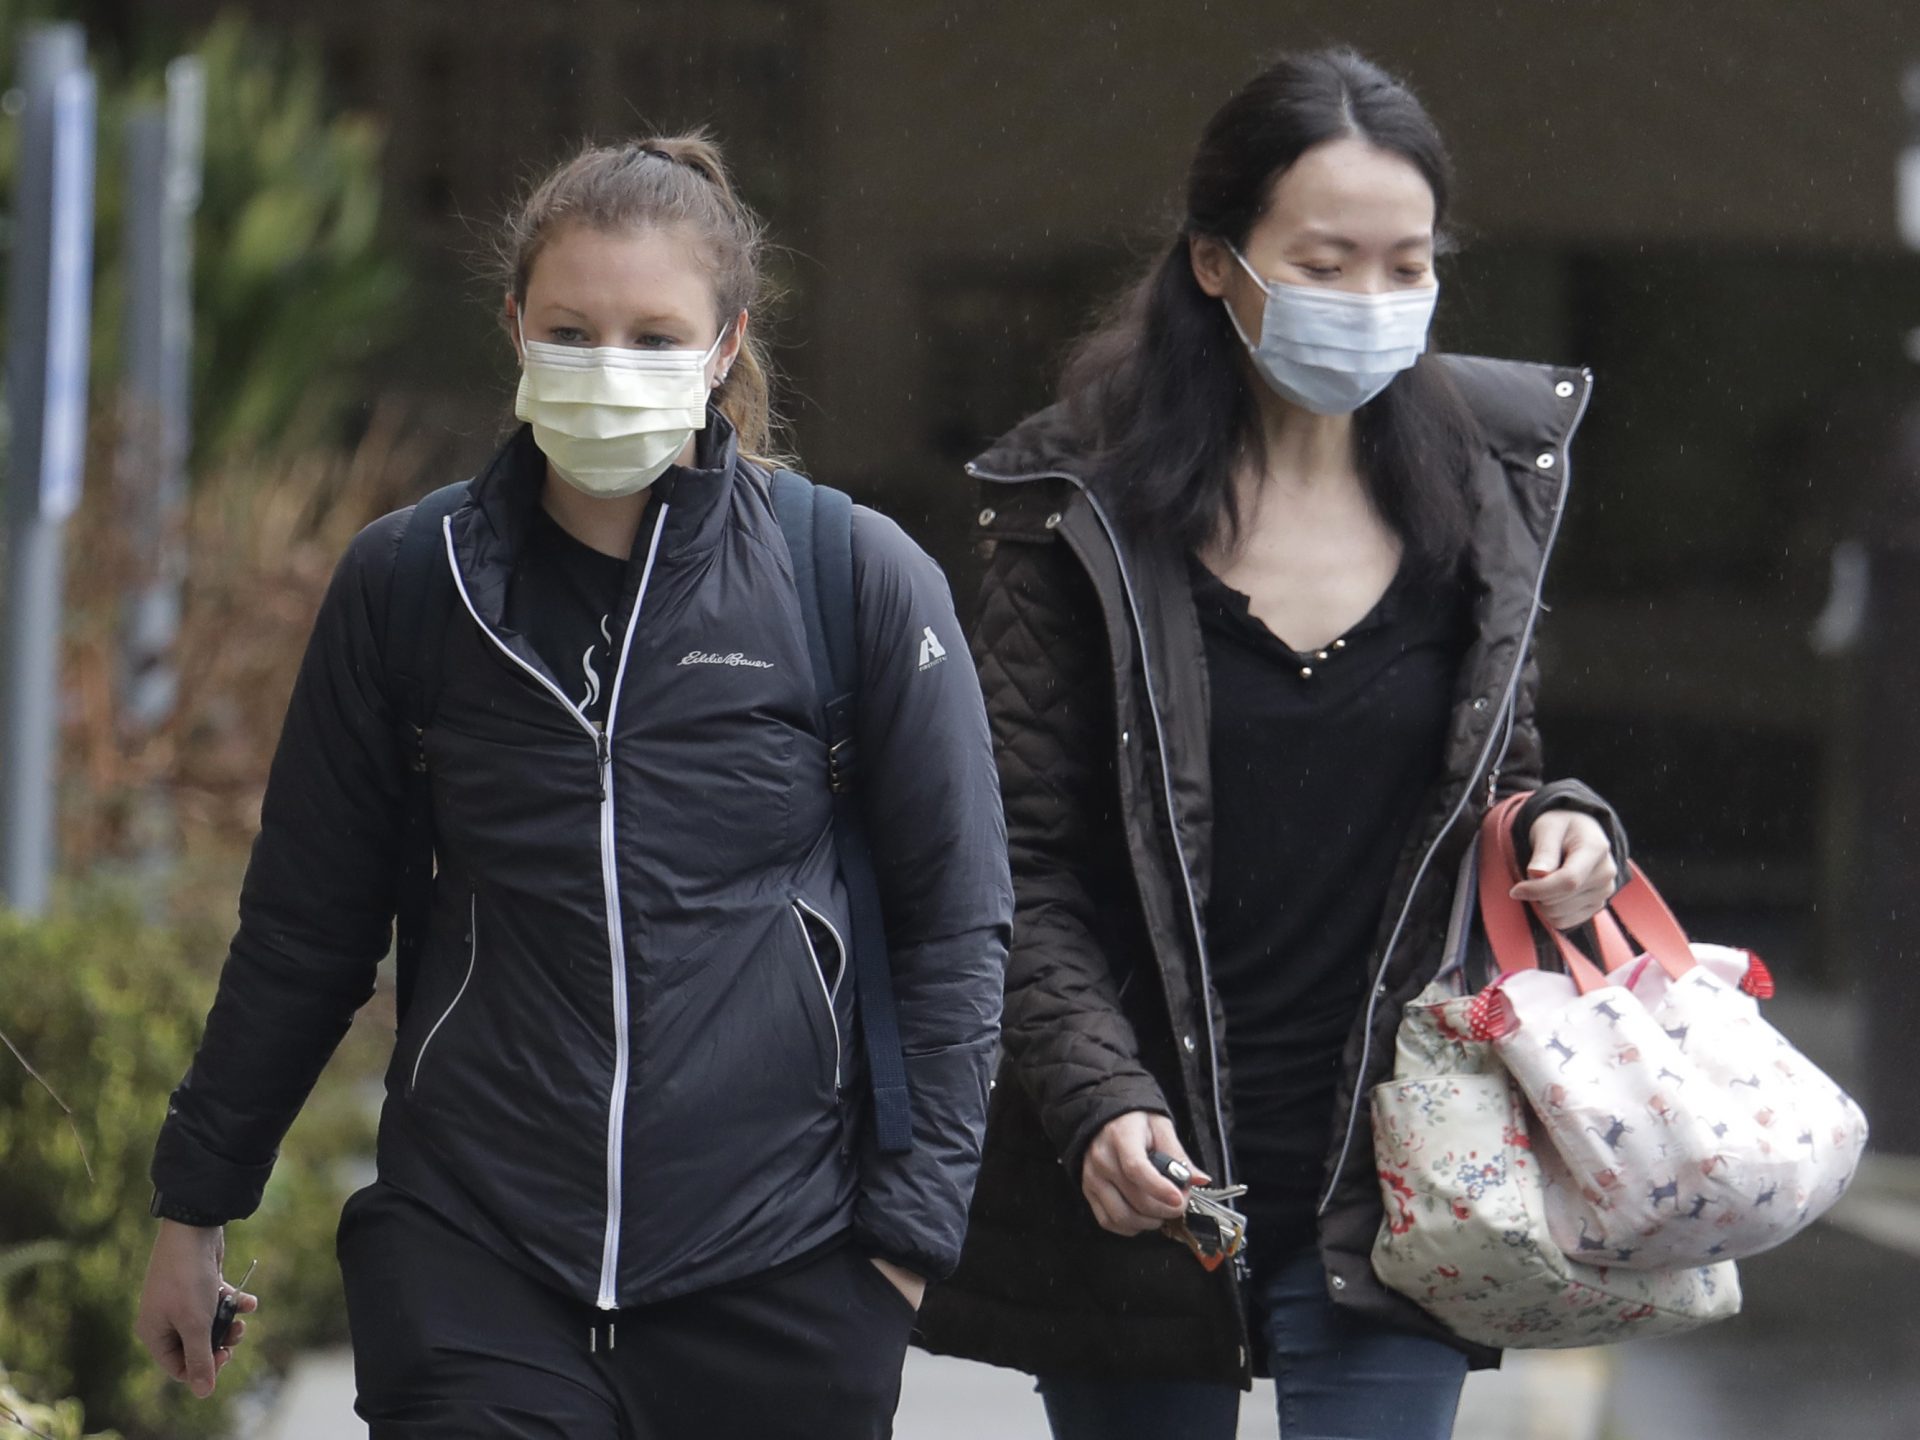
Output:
[152,421,1012,1306]
[915,357,1624,1382]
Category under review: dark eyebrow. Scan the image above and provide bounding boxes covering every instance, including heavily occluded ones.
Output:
[1291,230,1434,253]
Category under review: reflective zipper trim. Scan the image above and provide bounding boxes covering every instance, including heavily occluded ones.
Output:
[590,510,667,1309]
[790,899,845,1089]
[443,518,600,734]
[791,897,848,1000]
[409,892,478,1094]
[1315,374,1592,1215]
[966,461,1235,1189]
[442,507,670,1310]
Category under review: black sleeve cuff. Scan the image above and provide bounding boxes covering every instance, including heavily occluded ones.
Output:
[149,1190,227,1227]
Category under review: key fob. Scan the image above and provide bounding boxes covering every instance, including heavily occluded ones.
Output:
[1148,1149,1193,1188]
[211,1290,240,1351]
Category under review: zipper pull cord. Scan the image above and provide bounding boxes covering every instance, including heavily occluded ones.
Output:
[596,726,611,801]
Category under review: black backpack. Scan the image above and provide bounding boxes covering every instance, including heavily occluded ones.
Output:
[379,471,914,1155]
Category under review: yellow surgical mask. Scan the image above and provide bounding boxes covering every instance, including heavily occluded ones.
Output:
[514,321,727,498]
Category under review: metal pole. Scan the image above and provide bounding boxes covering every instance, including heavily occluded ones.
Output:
[119,57,204,738]
[2,26,96,916]
[114,58,204,904]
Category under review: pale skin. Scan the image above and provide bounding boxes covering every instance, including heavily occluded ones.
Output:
[1083,136,1619,1236]
[135,226,918,1398]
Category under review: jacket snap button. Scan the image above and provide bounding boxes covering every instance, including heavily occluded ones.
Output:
[1536,452,1556,470]
[1555,380,1576,398]
[1120,729,1130,745]
[977,507,996,526]
[1331,1274,1347,1291]
[1472,697,1489,712]
[1183,1034,1197,1053]
[1044,512,1063,529]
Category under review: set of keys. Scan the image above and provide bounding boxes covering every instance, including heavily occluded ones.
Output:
[1148,1150,1249,1271]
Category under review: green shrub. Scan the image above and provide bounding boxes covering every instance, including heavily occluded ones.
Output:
[0,1361,118,1440]
[0,904,384,1440]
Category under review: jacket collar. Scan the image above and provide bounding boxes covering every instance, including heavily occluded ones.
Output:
[965,354,1593,556]
[454,407,742,630]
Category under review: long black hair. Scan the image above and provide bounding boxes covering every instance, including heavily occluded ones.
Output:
[1062,49,1478,574]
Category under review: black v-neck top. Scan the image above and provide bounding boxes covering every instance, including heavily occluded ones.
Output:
[1193,556,1471,1253]
[506,506,631,727]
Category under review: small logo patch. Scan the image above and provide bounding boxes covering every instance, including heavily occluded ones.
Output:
[679,650,775,669]
[917,626,947,671]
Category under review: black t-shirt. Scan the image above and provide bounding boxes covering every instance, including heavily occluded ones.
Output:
[1194,555,1470,1254]
[505,505,632,727]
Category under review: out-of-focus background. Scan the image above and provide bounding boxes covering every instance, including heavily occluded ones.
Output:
[0,3,1916,1437]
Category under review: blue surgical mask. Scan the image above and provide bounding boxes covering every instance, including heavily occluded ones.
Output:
[1222,245,1438,415]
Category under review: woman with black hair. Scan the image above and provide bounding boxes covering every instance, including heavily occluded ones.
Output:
[916,49,1628,1438]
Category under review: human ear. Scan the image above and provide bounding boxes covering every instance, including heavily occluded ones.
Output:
[504,293,524,362]
[1189,234,1235,299]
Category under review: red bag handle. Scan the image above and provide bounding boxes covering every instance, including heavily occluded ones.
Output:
[1478,795,1608,993]
[1477,794,1696,993]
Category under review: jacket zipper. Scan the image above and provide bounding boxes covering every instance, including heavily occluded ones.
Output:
[967,462,1236,1192]
[1314,373,1592,1214]
[442,507,670,1310]
[409,891,479,1094]
[791,898,846,1090]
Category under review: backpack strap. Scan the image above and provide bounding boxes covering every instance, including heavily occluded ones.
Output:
[382,479,470,1026]
[768,469,915,1155]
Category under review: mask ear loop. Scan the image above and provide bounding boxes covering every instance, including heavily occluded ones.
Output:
[1225,242,1275,296]
[707,317,738,387]
[1220,243,1275,352]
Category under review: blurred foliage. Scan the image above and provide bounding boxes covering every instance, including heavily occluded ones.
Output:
[1,6,409,462]
[172,16,406,460]
[0,1362,117,1440]
[0,905,386,1440]
[60,402,434,877]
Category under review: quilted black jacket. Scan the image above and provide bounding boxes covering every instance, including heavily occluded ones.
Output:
[152,421,1013,1305]
[915,356,1624,1383]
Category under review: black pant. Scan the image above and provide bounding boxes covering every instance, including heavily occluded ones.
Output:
[337,1183,915,1439]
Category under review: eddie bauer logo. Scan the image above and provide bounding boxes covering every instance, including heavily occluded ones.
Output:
[679,650,775,669]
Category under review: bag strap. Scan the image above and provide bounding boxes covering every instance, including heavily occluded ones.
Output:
[383,479,470,1026]
[1433,836,1482,989]
[768,469,915,1155]
[1478,792,1694,993]
[1479,794,1609,992]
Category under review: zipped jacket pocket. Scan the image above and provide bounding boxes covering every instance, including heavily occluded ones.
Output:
[791,897,846,1092]
[409,892,478,1096]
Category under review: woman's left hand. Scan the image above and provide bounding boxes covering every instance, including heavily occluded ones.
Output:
[1509,809,1619,931]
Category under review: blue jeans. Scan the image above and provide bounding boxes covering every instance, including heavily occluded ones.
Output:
[1036,1247,1466,1440]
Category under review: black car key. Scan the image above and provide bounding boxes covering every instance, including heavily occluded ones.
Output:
[211,1258,257,1351]
[1149,1149,1195,1188]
